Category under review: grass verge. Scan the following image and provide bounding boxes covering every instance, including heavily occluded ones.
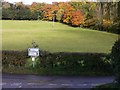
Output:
[92,83,120,90]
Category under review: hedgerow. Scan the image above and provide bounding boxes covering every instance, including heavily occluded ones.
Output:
[111,38,120,84]
[2,50,113,75]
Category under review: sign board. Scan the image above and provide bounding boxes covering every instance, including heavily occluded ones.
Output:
[28,48,39,57]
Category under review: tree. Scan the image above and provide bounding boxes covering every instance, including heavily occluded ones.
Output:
[70,2,83,11]
[2,2,13,19]
[42,4,59,21]
[14,2,31,20]
[98,2,104,31]
[2,2,32,20]
[56,9,64,22]
[71,10,84,26]
[29,2,45,20]
[59,2,74,24]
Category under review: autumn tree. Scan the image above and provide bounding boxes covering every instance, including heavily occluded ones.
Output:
[42,4,59,21]
[57,2,74,24]
[71,10,84,26]
[29,2,45,20]
[70,2,97,28]
[56,8,64,22]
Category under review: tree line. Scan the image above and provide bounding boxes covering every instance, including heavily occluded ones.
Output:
[2,1,120,33]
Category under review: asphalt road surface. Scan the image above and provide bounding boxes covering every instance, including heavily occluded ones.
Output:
[2,73,115,89]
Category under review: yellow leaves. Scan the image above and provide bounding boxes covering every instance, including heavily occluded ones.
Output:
[103,19,113,27]
[83,18,97,27]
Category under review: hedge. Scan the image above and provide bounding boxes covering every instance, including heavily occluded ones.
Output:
[2,50,113,75]
[2,50,27,67]
[39,51,112,73]
[111,38,120,84]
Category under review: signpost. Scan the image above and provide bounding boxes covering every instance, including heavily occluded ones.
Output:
[28,48,39,68]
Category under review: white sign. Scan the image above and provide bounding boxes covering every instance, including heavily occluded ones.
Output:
[28,48,39,57]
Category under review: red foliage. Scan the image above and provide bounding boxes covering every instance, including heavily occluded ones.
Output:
[71,10,84,26]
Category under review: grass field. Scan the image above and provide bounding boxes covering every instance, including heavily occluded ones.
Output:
[2,20,118,53]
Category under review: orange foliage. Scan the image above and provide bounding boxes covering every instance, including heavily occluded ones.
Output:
[71,10,84,26]
[42,4,59,20]
[30,2,39,12]
[59,2,74,24]
[58,2,74,11]
[42,2,85,26]
[62,11,72,24]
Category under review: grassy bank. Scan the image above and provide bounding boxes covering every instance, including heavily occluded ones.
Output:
[2,20,118,53]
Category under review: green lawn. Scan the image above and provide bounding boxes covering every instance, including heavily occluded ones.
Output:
[2,20,118,53]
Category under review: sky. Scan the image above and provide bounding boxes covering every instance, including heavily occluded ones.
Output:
[4,0,70,4]
[4,0,119,4]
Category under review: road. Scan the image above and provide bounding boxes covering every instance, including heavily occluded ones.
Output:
[2,73,115,89]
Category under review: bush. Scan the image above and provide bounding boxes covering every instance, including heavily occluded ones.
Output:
[111,38,120,84]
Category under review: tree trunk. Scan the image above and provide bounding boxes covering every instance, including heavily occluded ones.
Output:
[100,2,104,31]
